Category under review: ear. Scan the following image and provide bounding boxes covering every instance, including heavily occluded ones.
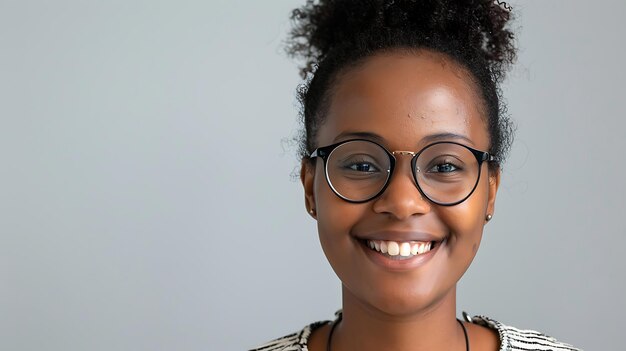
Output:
[486,166,501,223]
[301,160,317,219]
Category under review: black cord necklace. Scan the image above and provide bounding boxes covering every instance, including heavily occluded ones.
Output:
[325,313,470,351]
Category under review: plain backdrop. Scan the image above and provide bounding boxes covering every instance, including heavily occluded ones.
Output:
[1,1,624,350]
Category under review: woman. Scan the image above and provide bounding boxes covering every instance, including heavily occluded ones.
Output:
[253,1,580,350]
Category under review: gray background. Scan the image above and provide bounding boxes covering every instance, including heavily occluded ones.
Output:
[1,1,623,350]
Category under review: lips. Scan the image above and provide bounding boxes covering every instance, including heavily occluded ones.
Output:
[354,231,444,269]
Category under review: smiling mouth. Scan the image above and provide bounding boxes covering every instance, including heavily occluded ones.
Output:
[360,239,440,260]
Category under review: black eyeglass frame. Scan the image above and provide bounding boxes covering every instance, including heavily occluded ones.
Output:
[309,138,497,206]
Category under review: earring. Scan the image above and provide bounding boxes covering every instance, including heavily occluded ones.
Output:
[485,214,493,222]
[309,208,316,216]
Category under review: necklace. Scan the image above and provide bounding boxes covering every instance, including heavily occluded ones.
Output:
[325,313,470,351]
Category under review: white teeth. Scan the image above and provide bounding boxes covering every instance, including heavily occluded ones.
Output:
[366,239,434,257]
[387,241,400,256]
[417,242,425,254]
[399,242,411,257]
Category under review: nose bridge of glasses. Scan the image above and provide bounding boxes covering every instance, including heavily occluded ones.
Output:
[391,150,419,172]
[391,150,417,157]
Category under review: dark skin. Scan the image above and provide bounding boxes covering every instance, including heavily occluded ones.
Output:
[301,49,501,351]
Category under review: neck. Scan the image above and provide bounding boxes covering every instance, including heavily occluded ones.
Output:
[331,286,465,351]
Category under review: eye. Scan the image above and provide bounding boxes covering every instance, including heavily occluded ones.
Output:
[426,161,461,173]
[428,163,457,173]
[346,160,380,173]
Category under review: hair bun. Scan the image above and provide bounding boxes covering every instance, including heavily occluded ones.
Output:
[288,0,516,78]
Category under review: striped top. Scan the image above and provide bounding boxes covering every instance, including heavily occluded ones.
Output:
[250,311,581,351]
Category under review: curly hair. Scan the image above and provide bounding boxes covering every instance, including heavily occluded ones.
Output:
[286,0,517,170]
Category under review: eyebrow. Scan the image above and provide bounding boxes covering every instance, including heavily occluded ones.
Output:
[332,131,475,146]
[420,132,475,146]
[333,131,385,143]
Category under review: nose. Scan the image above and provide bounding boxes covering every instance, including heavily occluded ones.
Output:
[371,158,431,219]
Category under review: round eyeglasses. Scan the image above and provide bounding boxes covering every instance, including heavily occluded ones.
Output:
[309,139,497,206]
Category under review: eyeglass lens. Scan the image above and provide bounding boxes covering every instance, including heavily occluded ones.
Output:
[325,140,480,204]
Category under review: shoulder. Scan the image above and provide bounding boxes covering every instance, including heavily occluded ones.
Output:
[470,315,582,351]
[248,320,330,351]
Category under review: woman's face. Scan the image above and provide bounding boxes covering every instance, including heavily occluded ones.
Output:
[301,50,500,316]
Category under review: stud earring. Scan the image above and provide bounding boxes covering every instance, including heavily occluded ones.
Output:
[485,214,493,222]
[309,208,316,216]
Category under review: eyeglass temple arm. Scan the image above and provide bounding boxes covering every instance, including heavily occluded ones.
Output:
[310,148,327,159]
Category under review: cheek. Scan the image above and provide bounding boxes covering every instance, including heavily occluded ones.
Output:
[313,165,360,250]
[313,165,376,289]
[437,177,490,249]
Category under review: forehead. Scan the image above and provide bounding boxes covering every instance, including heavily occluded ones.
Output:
[319,50,489,150]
